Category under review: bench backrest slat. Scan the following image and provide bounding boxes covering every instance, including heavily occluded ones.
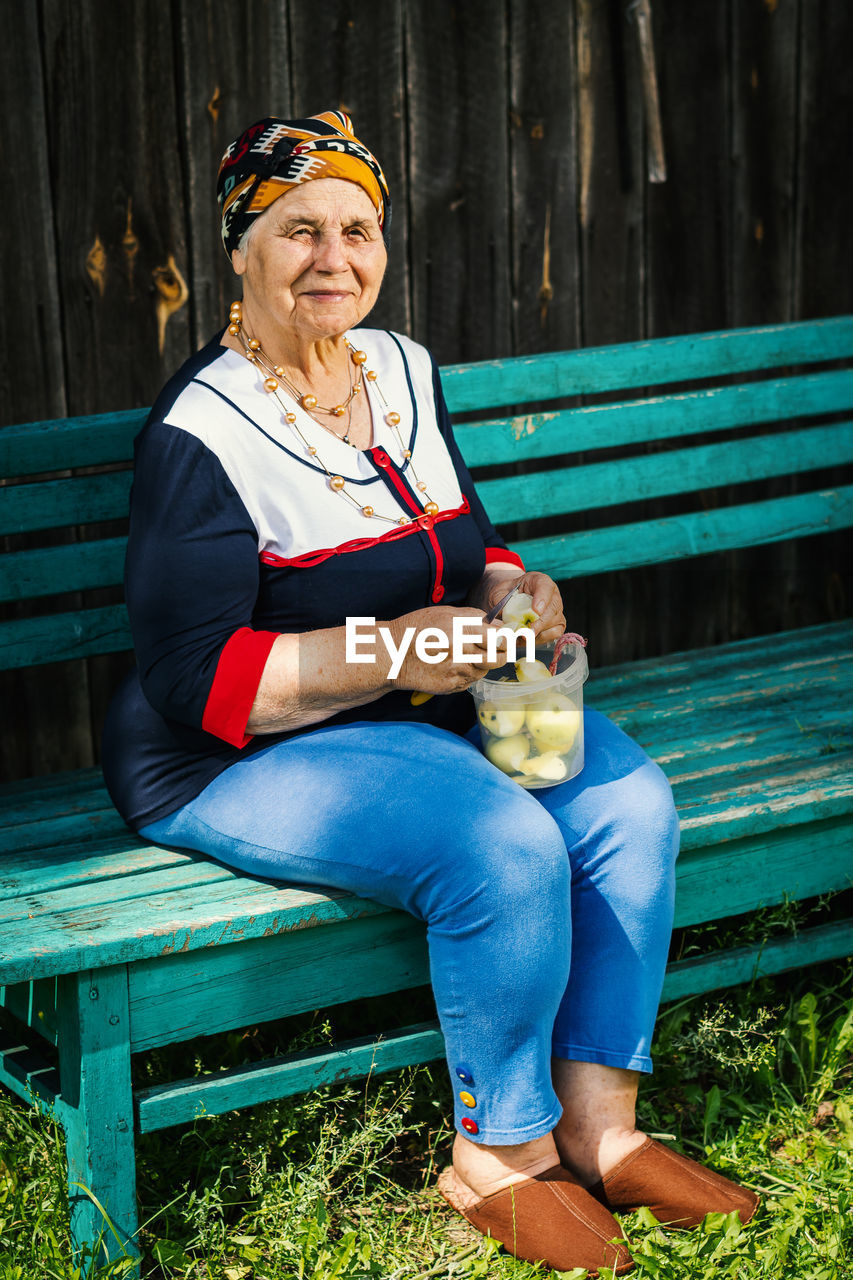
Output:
[0,409,146,478]
[477,421,853,524]
[0,537,126,604]
[0,605,131,670]
[1,470,133,537]
[515,484,853,580]
[442,316,853,413]
[455,368,853,467]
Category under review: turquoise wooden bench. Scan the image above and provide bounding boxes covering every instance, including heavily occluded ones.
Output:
[2,316,852,1275]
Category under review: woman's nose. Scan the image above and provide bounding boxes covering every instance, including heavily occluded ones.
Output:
[314,231,348,272]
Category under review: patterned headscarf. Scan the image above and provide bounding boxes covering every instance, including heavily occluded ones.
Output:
[217,111,391,258]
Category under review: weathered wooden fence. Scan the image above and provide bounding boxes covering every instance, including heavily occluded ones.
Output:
[2,0,852,779]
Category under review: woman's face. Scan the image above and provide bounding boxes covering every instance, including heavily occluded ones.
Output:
[232,178,387,347]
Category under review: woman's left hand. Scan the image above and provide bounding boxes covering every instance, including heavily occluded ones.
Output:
[485,571,566,644]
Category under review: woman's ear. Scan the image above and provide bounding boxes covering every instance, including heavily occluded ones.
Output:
[231,247,247,277]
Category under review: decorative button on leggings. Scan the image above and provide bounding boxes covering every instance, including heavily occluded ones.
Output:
[140,708,680,1144]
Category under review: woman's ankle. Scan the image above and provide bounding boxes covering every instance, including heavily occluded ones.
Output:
[449,1131,559,1203]
[556,1124,647,1186]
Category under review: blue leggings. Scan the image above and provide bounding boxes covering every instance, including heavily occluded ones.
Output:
[140,708,679,1144]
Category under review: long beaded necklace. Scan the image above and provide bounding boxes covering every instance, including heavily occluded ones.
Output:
[227,300,439,526]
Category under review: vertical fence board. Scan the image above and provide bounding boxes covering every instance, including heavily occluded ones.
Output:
[0,2,79,781]
[645,0,730,338]
[791,0,853,626]
[288,0,409,338]
[37,0,193,772]
[40,0,192,411]
[406,0,512,363]
[796,0,853,320]
[508,0,580,355]
[0,4,66,424]
[730,0,798,326]
[575,0,645,348]
[177,0,293,347]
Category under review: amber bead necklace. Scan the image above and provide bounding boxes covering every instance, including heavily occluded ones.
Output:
[227,300,439,525]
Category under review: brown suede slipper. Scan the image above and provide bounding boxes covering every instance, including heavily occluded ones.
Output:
[438,1164,634,1275]
[587,1137,759,1230]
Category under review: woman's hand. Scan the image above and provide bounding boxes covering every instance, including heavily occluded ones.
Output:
[382,605,509,695]
[480,571,566,644]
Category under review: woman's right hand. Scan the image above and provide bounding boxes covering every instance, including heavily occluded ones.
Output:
[382,606,508,695]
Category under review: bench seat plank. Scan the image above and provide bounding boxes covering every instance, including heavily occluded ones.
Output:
[1,843,200,899]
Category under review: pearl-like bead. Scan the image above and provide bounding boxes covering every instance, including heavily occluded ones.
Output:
[264,377,278,392]
[285,412,297,423]
[366,370,378,381]
[329,475,345,490]
[403,449,412,458]
[417,481,427,492]
[228,323,240,336]
[351,349,367,364]
[424,502,439,516]
[385,411,401,426]
[248,338,261,351]
[307,446,317,455]
[362,505,374,517]
[333,405,346,416]
[275,366,285,377]
[302,394,318,410]
[398,516,410,525]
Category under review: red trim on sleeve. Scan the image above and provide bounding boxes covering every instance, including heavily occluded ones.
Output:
[202,627,279,748]
[485,547,525,571]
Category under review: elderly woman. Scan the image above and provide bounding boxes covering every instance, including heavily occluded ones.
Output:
[103,113,757,1275]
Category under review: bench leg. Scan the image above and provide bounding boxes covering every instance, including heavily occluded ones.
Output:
[57,965,140,1276]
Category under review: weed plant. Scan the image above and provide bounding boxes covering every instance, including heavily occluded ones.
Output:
[1,956,851,1280]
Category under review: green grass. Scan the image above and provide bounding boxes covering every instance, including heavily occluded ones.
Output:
[1,958,852,1280]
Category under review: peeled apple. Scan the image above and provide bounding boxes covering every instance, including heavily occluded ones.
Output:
[525,694,581,751]
[515,658,551,683]
[501,592,539,631]
[477,701,526,737]
[485,733,530,774]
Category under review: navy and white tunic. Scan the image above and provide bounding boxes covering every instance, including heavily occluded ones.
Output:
[102,328,523,830]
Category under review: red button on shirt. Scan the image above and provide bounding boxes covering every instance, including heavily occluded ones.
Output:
[432,586,445,602]
[373,450,390,468]
[461,1117,479,1135]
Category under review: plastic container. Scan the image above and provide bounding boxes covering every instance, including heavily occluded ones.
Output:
[470,640,589,788]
